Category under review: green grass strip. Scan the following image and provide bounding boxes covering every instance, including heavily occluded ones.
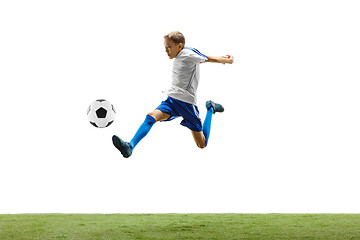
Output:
[1,214,359,239]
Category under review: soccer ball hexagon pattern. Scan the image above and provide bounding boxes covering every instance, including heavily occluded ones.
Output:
[87,99,116,128]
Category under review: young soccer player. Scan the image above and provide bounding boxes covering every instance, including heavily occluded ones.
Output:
[113,31,234,158]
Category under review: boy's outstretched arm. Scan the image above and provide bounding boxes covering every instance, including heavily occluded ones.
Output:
[205,55,234,64]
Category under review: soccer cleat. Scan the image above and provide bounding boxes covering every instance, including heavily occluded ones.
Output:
[112,135,132,158]
[206,100,224,114]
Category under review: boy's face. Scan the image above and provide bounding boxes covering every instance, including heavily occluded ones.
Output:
[164,38,183,59]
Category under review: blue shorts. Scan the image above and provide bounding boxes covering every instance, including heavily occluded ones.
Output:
[156,97,202,132]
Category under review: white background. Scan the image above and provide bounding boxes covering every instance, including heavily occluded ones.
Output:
[1,0,359,213]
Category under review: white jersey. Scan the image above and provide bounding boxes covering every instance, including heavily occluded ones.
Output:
[163,47,208,105]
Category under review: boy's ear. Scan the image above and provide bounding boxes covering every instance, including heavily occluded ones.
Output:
[179,43,183,49]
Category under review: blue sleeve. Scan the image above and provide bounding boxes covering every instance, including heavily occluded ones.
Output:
[184,47,208,63]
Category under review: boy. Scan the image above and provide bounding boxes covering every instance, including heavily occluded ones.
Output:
[113,31,234,158]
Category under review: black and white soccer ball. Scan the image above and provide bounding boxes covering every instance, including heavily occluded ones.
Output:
[87,99,116,128]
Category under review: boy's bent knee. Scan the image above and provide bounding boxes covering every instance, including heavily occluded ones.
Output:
[196,140,207,149]
[147,111,156,119]
[192,131,207,149]
[148,109,170,122]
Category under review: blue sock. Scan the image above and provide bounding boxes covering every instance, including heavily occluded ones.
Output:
[203,107,214,145]
[129,115,156,150]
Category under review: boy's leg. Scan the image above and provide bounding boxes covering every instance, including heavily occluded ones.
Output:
[202,106,214,144]
[191,101,224,149]
[191,107,213,149]
[191,131,206,149]
[129,110,170,150]
[128,115,156,150]
[148,109,171,122]
[112,109,170,158]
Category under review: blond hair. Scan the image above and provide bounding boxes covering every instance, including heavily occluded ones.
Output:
[164,31,185,47]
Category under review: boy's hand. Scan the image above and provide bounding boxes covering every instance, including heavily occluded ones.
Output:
[222,55,234,64]
[206,55,234,64]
